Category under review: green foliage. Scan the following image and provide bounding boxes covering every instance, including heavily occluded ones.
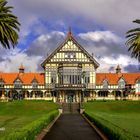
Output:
[126,19,140,62]
[0,100,59,138]
[84,112,139,140]
[84,101,140,140]
[0,0,20,49]
[1,110,59,140]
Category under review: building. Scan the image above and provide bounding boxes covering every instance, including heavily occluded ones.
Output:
[0,30,140,102]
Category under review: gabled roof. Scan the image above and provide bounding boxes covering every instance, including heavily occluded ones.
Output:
[31,77,38,83]
[41,30,99,69]
[96,73,140,85]
[0,77,5,83]
[13,76,23,83]
[0,73,44,85]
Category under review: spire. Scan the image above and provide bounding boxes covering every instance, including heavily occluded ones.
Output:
[116,64,121,74]
[19,63,25,73]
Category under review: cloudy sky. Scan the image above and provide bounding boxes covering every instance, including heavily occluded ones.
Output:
[0,0,139,73]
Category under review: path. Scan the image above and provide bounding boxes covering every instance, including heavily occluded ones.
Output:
[43,114,102,140]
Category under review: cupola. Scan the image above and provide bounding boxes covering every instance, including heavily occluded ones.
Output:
[19,64,24,73]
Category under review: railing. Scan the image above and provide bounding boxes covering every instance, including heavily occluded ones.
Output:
[55,84,85,89]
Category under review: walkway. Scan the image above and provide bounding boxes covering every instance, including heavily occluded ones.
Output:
[43,114,102,140]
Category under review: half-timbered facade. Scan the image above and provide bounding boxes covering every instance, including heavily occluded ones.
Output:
[0,30,140,102]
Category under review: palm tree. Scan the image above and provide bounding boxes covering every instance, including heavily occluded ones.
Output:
[0,0,20,49]
[126,19,140,62]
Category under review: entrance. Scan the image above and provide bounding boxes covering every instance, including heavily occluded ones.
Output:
[66,91,75,103]
[67,94,73,103]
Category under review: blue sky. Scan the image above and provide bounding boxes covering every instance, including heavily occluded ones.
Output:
[0,0,139,72]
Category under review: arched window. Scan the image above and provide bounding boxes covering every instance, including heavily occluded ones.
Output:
[103,80,108,89]
[0,79,4,88]
[118,78,125,89]
[14,78,22,88]
[32,79,38,89]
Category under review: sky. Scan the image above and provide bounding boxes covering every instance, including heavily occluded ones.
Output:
[0,0,139,73]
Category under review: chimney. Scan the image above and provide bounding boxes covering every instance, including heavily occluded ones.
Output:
[116,64,121,74]
[19,64,24,73]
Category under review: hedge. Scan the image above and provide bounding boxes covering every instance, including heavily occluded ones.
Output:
[1,110,59,140]
[84,111,140,140]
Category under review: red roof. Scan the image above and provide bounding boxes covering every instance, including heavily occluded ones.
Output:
[96,73,140,85]
[0,71,139,86]
[0,73,45,85]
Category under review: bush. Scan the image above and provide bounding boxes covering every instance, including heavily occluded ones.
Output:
[84,111,139,140]
[1,110,59,140]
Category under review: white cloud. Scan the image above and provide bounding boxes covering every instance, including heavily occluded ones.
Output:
[0,48,42,72]
[0,31,65,72]
[0,30,137,73]
[79,31,122,43]
[97,54,138,72]
[9,0,140,36]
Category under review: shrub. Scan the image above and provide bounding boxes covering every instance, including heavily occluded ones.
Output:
[84,111,139,140]
[1,110,59,140]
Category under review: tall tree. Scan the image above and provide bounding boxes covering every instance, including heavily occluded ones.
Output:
[0,0,20,49]
[126,19,140,62]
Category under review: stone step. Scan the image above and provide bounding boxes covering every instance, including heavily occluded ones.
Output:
[62,103,80,114]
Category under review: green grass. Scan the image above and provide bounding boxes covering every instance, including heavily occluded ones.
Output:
[84,101,140,140]
[0,100,58,138]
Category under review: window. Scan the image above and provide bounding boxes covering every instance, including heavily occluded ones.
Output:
[58,67,82,85]
[65,52,76,59]
[32,79,38,89]
[103,80,108,89]
[0,79,4,88]
[51,71,56,84]
[137,79,140,92]
[14,78,22,88]
[84,72,90,84]
[118,78,125,89]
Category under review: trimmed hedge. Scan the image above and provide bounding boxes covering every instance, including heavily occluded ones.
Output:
[1,110,59,140]
[84,111,140,140]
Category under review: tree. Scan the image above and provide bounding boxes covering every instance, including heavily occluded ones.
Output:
[126,19,140,62]
[0,0,20,49]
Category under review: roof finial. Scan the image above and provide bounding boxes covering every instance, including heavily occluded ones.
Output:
[116,64,121,74]
[67,26,72,37]
[69,26,71,32]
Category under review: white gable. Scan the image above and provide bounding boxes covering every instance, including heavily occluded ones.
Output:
[49,39,91,63]
[41,32,99,69]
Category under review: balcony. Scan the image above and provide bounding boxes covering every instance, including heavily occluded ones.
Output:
[55,83,85,90]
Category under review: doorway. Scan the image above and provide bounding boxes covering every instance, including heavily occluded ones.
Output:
[66,91,75,103]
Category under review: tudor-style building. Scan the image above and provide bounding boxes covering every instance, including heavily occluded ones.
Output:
[41,30,99,102]
[0,30,140,102]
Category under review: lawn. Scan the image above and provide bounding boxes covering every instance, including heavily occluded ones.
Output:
[84,101,140,140]
[0,100,58,139]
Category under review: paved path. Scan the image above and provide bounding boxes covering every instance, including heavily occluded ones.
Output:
[43,114,102,140]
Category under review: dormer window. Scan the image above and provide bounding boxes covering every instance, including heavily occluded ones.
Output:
[118,78,125,89]
[0,79,4,88]
[103,80,108,89]
[32,79,38,89]
[14,78,22,88]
